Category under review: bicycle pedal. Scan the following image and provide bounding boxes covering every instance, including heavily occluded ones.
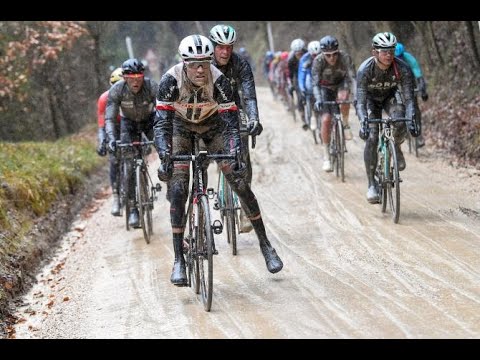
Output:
[206,187,215,199]
[212,219,223,234]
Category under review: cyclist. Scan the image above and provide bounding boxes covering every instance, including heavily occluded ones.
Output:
[238,47,255,72]
[395,42,429,147]
[209,24,263,233]
[96,67,123,216]
[288,38,308,128]
[312,35,356,172]
[105,58,159,228]
[298,40,321,130]
[153,35,283,286]
[356,32,418,203]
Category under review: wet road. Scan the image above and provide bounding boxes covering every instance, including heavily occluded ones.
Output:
[13,87,480,338]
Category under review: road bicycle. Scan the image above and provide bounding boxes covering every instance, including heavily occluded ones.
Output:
[317,100,353,182]
[366,117,411,224]
[169,135,238,312]
[116,133,161,244]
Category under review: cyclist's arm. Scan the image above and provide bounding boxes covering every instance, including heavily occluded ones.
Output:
[355,58,372,123]
[97,91,108,128]
[237,55,259,122]
[311,56,322,102]
[104,82,124,142]
[398,61,416,121]
[153,73,178,156]
[403,52,423,78]
[297,54,309,94]
[214,73,241,152]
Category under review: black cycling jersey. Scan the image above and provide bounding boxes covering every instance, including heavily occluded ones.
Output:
[356,56,415,122]
[213,52,259,122]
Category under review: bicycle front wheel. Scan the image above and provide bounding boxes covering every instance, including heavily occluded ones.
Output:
[387,141,401,223]
[196,195,214,311]
[136,165,152,244]
[224,180,237,256]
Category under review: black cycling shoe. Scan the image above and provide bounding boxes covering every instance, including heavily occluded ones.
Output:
[128,208,140,228]
[261,244,284,274]
[170,261,187,286]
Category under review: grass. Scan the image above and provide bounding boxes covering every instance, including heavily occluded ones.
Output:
[0,127,104,322]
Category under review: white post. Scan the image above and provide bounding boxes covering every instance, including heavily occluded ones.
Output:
[125,36,134,59]
[267,22,274,52]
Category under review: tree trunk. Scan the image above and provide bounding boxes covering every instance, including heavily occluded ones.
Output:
[426,21,444,66]
[465,21,480,68]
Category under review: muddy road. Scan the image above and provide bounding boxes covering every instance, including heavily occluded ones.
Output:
[13,87,480,338]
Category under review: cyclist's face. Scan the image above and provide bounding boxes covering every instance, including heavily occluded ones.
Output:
[214,45,233,66]
[184,61,210,86]
[373,48,395,68]
[323,51,339,65]
[124,74,144,93]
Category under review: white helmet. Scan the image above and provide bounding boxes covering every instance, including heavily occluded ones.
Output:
[209,24,237,46]
[372,32,397,49]
[307,41,321,56]
[290,38,305,52]
[178,34,214,61]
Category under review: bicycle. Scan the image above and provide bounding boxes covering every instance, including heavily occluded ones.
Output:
[366,117,411,224]
[316,100,353,182]
[116,132,161,244]
[169,135,238,312]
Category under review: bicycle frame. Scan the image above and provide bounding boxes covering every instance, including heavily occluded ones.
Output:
[170,135,236,312]
[367,117,410,223]
[116,133,158,243]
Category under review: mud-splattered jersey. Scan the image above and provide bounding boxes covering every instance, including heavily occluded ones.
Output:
[311,50,356,91]
[213,52,259,121]
[356,56,415,122]
[105,78,158,123]
[153,63,240,153]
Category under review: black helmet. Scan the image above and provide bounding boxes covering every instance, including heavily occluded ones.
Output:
[121,58,145,75]
[320,35,339,52]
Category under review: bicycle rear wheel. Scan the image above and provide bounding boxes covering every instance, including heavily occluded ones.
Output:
[197,195,214,311]
[314,112,322,145]
[387,141,401,223]
[224,180,237,256]
[376,147,387,212]
[122,160,131,231]
[337,119,345,182]
[136,165,152,244]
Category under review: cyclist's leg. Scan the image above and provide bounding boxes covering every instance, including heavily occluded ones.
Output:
[239,132,253,232]
[320,88,335,171]
[120,118,140,226]
[110,122,121,216]
[169,123,193,286]
[364,102,381,203]
[337,87,353,140]
[208,126,283,274]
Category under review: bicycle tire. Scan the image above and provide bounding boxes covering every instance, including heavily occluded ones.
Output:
[136,165,151,244]
[337,118,346,182]
[197,195,214,311]
[376,146,387,212]
[314,112,322,145]
[387,141,401,223]
[330,121,338,176]
[224,179,237,256]
[123,160,131,231]
[186,197,200,294]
